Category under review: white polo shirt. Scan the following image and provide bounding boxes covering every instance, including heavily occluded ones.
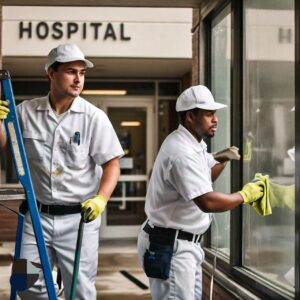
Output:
[17,95,124,205]
[145,124,218,234]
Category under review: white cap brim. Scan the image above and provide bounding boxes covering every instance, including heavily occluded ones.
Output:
[195,102,227,111]
[45,57,94,72]
[176,102,227,112]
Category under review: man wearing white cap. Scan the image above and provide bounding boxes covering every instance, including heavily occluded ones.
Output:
[137,85,264,299]
[0,43,124,299]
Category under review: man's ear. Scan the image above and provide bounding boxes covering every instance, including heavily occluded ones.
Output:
[47,68,55,80]
[186,111,194,124]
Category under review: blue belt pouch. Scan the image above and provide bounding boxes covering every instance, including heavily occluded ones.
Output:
[143,239,173,280]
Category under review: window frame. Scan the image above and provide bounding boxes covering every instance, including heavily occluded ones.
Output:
[208,2,232,258]
[201,0,299,299]
[294,0,300,298]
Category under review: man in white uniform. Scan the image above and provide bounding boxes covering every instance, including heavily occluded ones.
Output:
[0,43,124,299]
[137,85,263,299]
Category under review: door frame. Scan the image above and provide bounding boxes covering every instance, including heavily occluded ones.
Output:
[88,96,155,238]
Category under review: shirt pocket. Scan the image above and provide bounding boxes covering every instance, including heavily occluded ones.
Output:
[23,130,46,161]
[64,143,89,170]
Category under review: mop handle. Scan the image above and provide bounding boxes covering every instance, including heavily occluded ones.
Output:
[70,218,85,300]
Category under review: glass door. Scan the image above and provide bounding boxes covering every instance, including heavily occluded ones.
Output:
[100,97,154,238]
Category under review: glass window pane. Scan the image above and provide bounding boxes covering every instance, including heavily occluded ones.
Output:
[108,107,147,175]
[107,201,145,225]
[158,100,178,147]
[210,5,231,257]
[158,82,180,96]
[243,0,295,291]
[107,106,147,226]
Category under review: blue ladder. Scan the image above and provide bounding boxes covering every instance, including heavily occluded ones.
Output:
[0,70,58,300]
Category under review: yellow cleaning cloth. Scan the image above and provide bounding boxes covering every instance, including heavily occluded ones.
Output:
[269,181,295,210]
[250,173,295,216]
[251,173,272,216]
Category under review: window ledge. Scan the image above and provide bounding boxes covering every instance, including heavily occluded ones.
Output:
[202,260,261,300]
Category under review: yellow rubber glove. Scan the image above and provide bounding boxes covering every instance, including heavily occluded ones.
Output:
[0,100,10,120]
[81,195,107,223]
[239,180,264,204]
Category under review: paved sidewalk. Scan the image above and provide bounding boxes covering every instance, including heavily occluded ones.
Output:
[0,240,151,300]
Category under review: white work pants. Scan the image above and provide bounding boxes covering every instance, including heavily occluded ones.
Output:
[18,212,101,300]
[137,228,205,300]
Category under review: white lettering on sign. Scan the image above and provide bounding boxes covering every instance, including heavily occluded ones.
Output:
[19,22,131,41]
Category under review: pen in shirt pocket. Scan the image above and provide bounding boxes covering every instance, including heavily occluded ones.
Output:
[69,132,80,145]
[73,131,80,145]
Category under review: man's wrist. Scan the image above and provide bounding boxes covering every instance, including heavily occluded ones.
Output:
[216,159,228,164]
[238,191,246,203]
[95,195,108,206]
[95,195,108,215]
[213,154,229,163]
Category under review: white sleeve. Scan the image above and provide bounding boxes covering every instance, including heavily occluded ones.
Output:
[89,110,124,166]
[168,153,213,201]
[206,152,219,168]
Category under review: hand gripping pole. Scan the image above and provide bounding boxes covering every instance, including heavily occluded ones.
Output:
[0,70,58,300]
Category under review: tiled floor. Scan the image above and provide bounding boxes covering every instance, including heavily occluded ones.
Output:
[96,240,151,300]
[0,240,151,300]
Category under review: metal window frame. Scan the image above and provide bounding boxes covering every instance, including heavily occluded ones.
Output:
[295,0,300,298]
[202,0,298,299]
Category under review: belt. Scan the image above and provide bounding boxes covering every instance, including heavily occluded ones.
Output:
[21,201,82,216]
[143,222,202,244]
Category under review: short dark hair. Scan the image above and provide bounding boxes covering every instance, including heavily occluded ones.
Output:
[178,108,200,124]
[49,61,63,71]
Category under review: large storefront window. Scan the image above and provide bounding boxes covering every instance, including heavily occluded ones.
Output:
[243,0,295,290]
[210,5,231,257]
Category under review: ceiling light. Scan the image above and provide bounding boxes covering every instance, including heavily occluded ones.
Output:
[82,90,127,95]
[121,121,141,127]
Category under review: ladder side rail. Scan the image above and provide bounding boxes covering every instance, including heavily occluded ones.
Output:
[10,212,24,300]
[0,70,58,300]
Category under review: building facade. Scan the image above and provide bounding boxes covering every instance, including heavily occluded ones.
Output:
[0,6,193,239]
[0,1,299,299]
[196,1,298,299]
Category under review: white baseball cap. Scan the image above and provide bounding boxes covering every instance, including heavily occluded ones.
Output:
[176,85,227,112]
[45,43,94,72]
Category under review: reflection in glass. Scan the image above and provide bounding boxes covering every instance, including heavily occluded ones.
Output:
[158,100,178,148]
[107,107,147,225]
[210,5,231,257]
[109,107,147,175]
[243,0,295,290]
